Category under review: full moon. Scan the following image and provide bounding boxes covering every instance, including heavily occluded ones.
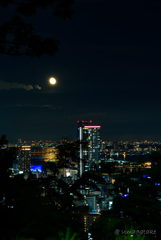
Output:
[49,77,56,85]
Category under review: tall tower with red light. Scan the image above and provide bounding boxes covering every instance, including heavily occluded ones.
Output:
[77,120,101,177]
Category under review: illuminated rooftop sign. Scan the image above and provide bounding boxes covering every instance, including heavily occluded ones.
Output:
[84,126,101,128]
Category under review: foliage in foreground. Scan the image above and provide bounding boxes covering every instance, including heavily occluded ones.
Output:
[46,227,80,240]
[6,228,80,240]
[0,0,75,58]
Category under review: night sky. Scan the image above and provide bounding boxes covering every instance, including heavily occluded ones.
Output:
[1,0,161,142]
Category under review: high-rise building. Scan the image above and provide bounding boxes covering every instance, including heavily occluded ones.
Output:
[18,146,31,173]
[77,121,101,176]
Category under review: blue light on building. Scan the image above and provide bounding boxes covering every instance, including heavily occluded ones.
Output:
[30,165,42,172]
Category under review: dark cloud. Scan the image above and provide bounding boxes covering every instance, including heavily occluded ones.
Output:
[0,79,33,91]
[0,80,42,91]
[35,85,41,90]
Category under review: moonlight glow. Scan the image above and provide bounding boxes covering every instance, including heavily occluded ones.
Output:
[49,78,56,85]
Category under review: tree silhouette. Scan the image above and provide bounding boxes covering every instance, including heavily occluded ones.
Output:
[56,141,80,169]
[0,135,17,200]
[1,172,84,240]
[46,227,80,240]
[0,134,8,146]
[0,0,75,57]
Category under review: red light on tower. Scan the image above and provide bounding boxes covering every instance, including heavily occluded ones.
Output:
[90,120,92,122]
[77,121,79,123]
[84,125,101,128]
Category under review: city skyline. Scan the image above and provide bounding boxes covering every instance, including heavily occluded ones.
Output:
[1,0,161,142]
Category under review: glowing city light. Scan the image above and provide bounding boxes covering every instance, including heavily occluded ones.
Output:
[84,126,101,128]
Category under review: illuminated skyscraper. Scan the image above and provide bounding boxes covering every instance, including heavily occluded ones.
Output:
[18,146,31,173]
[77,121,101,177]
